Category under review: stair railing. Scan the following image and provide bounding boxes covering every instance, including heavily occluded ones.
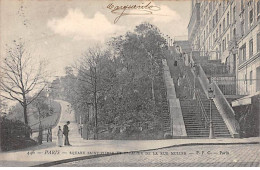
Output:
[176,51,209,128]
[195,89,209,128]
[175,53,193,97]
[191,55,240,138]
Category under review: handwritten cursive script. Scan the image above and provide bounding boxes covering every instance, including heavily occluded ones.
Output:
[107,2,161,24]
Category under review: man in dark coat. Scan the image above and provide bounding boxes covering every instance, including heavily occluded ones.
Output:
[63,121,71,146]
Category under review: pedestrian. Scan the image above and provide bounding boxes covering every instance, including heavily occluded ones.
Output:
[174,60,178,66]
[57,126,63,147]
[63,121,72,146]
[177,76,182,86]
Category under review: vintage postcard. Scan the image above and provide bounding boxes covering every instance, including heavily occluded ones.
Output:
[0,0,259,167]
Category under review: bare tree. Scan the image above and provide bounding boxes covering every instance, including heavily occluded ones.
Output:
[0,41,47,125]
[74,46,107,139]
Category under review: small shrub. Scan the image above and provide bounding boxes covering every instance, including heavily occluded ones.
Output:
[1,118,37,151]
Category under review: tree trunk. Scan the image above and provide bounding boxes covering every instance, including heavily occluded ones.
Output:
[23,104,28,125]
[151,59,155,102]
[94,98,98,140]
[151,78,155,102]
[94,68,98,140]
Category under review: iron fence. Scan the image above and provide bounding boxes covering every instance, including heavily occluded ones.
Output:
[211,78,259,96]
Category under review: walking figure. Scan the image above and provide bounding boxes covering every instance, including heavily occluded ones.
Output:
[177,74,182,86]
[63,121,72,146]
[57,126,63,147]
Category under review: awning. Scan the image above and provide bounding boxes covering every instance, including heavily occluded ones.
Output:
[232,97,251,107]
[232,91,260,107]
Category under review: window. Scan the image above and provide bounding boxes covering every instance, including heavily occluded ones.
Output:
[242,45,246,61]
[219,24,222,34]
[219,43,222,56]
[250,71,253,85]
[209,19,212,31]
[216,48,219,59]
[216,10,219,22]
[223,39,225,52]
[240,44,246,63]
[222,38,226,51]
[249,39,253,57]
[233,28,236,38]
[216,29,218,38]
[257,1,260,20]
[233,6,236,23]
[241,21,244,36]
[249,10,253,25]
[227,12,229,25]
[257,32,260,52]
[223,18,225,31]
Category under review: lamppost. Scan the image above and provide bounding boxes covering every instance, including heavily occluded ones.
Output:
[208,85,215,139]
[46,85,52,142]
[192,64,197,100]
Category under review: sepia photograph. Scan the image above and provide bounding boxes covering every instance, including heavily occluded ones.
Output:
[0,0,259,167]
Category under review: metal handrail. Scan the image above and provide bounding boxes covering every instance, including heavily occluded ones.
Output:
[190,55,240,137]
[176,51,209,128]
[184,68,209,128]
[195,89,209,128]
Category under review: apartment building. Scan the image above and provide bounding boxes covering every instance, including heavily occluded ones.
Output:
[189,0,238,72]
[236,0,260,95]
[188,0,260,96]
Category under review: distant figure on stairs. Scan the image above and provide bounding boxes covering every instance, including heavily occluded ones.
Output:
[177,74,182,87]
[174,60,178,66]
[57,126,63,147]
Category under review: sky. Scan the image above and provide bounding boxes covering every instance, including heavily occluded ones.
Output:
[0,0,191,77]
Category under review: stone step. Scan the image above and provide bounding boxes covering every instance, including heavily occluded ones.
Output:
[185,130,230,134]
[183,117,224,121]
[186,128,230,132]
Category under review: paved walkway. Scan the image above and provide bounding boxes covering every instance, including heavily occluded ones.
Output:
[56,144,260,167]
[52,100,85,146]
[0,100,259,167]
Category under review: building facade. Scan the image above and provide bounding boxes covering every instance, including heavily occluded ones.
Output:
[236,0,260,95]
[188,0,260,96]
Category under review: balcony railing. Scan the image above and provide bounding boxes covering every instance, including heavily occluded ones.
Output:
[201,63,230,75]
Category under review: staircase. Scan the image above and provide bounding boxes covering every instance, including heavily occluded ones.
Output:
[167,48,231,138]
[159,62,171,133]
[161,82,171,133]
[180,99,208,137]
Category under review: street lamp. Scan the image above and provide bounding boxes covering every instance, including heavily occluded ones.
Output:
[192,64,197,100]
[208,85,215,139]
[46,86,53,142]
